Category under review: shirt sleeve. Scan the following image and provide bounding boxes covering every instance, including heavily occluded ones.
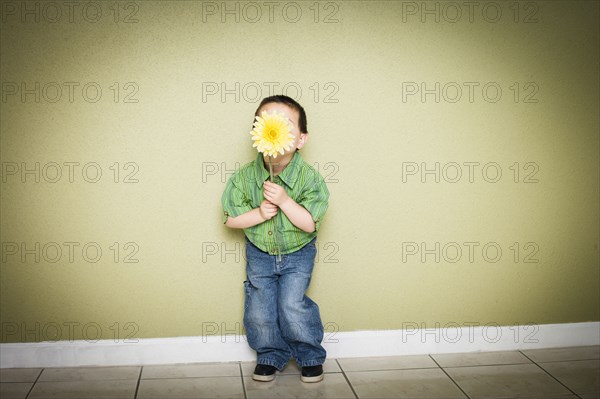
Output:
[297,172,330,232]
[221,174,253,224]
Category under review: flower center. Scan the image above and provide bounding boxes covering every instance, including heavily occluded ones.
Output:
[269,130,277,139]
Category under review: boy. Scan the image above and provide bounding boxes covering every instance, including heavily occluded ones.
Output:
[221,95,330,383]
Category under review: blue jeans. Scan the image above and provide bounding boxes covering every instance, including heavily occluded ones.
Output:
[243,235,326,371]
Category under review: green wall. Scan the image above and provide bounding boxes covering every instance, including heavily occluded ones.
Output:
[1,1,598,343]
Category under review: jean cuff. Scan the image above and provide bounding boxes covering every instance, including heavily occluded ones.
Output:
[296,358,325,367]
[257,357,286,371]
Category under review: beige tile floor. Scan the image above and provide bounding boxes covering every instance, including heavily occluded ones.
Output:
[0,345,598,398]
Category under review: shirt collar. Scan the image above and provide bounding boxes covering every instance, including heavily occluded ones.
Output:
[254,150,303,190]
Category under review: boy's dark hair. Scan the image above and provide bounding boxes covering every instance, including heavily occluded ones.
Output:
[254,95,308,134]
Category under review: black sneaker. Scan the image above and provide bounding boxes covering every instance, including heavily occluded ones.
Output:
[300,364,324,383]
[252,364,277,381]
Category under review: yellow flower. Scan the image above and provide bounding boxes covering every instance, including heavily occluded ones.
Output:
[249,110,295,159]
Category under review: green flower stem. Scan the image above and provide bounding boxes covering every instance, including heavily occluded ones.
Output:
[268,155,282,262]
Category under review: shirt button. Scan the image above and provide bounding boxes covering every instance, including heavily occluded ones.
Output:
[268,231,272,235]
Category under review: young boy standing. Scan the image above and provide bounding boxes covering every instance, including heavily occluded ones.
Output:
[221,95,330,383]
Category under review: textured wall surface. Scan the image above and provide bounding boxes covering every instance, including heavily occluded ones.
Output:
[1,1,598,343]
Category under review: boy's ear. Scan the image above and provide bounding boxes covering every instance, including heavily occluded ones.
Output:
[297,133,308,149]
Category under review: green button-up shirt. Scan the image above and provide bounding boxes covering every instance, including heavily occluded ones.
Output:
[222,150,330,255]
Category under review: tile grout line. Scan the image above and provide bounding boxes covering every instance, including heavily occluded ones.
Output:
[238,362,248,399]
[429,361,544,369]
[334,358,359,399]
[133,365,143,399]
[427,354,472,399]
[524,358,600,364]
[517,350,584,399]
[24,367,43,399]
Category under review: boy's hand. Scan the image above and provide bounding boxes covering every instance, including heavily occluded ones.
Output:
[259,199,278,221]
[263,181,290,207]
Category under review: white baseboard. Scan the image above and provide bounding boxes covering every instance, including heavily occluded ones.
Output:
[1,322,598,368]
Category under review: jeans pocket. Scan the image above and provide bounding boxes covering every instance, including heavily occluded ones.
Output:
[304,238,317,259]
